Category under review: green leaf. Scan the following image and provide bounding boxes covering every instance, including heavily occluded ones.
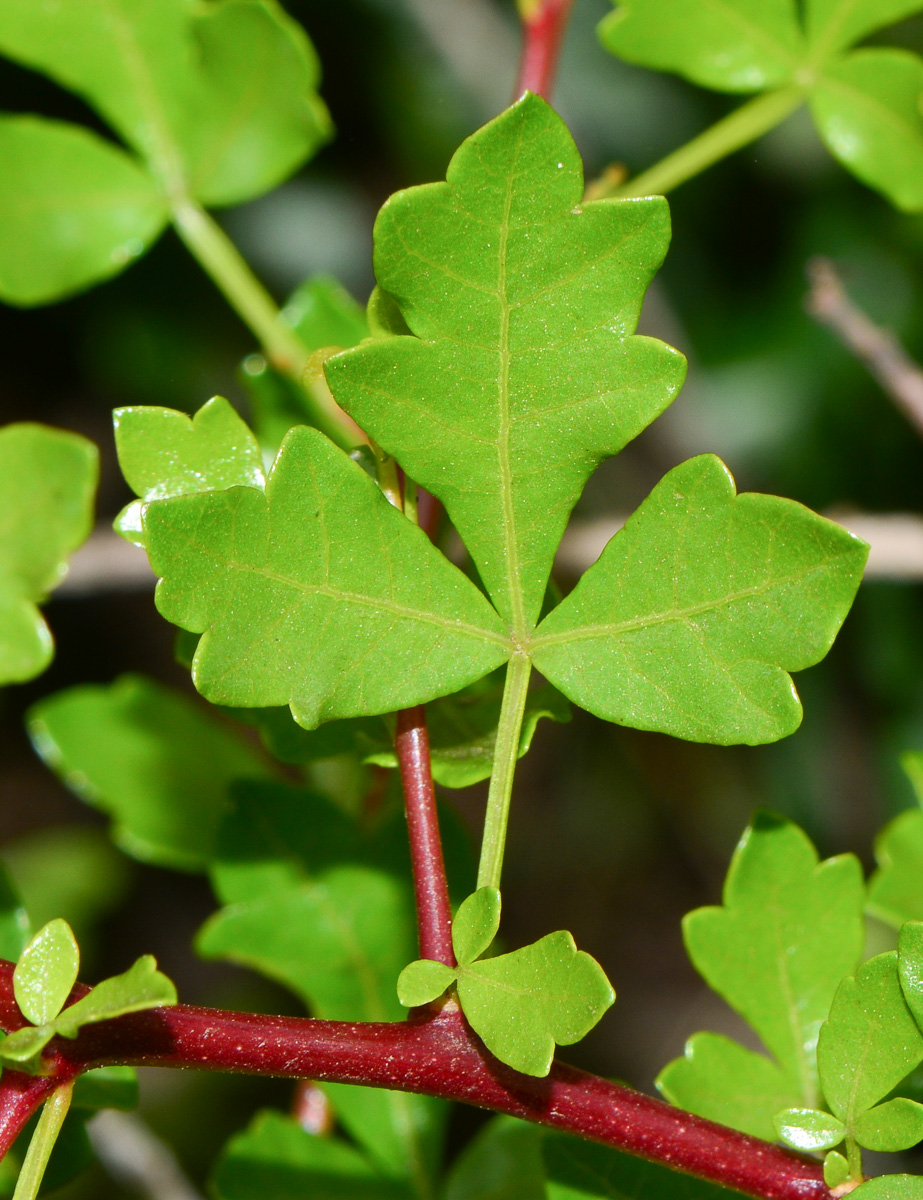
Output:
[805,0,923,59]
[0,424,97,684]
[868,754,923,926]
[28,674,273,871]
[809,50,923,213]
[773,1107,846,1152]
[452,888,501,967]
[14,918,79,1026]
[543,1132,733,1200]
[818,952,923,1125]
[444,1117,545,1200]
[144,425,509,726]
[396,959,456,1007]
[55,954,176,1037]
[824,1152,850,1190]
[659,813,864,1125]
[532,456,868,745]
[70,1066,139,1112]
[598,0,805,93]
[897,920,923,1029]
[0,865,30,963]
[851,1178,923,1200]
[0,116,167,306]
[0,0,330,209]
[656,1033,798,1141]
[457,930,614,1077]
[853,1098,923,1152]
[211,1111,404,1200]
[0,1025,55,1067]
[113,397,265,546]
[326,93,686,630]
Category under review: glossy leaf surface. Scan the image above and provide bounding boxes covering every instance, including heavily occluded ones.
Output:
[868,754,923,926]
[0,424,97,684]
[13,918,79,1027]
[852,1178,923,1199]
[28,674,272,871]
[145,425,509,726]
[0,116,167,306]
[658,813,864,1130]
[810,50,923,213]
[818,952,923,1124]
[598,0,804,92]
[55,954,176,1037]
[327,93,686,629]
[114,397,265,546]
[805,0,923,58]
[534,457,867,744]
[396,959,456,1007]
[773,1107,845,1152]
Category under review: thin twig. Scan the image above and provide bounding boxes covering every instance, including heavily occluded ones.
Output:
[806,257,923,441]
[514,0,576,101]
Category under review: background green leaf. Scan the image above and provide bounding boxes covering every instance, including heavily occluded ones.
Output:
[543,1132,735,1199]
[13,918,79,1026]
[532,456,867,744]
[145,425,509,726]
[444,1117,545,1200]
[28,674,273,871]
[0,865,30,963]
[868,754,923,926]
[0,116,167,306]
[805,0,923,58]
[0,424,97,684]
[326,93,685,630]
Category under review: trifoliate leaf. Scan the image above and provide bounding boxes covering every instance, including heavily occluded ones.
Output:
[452,888,501,967]
[532,456,867,744]
[774,1107,845,1152]
[656,1033,797,1142]
[805,0,923,59]
[113,397,265,546]
[0,0,330,210]
[457,931,614,1077]
[55,955,176,1037]
[326,92,686,629]
[809,50,923,213]
[14,918,79,1027]
[853,1098,923,1152]
[0,424,97,684]
[397,959,456,1007]
[851,1178,923,1199]
[818,953,923,1125]
[868,753,923,926]
[658,813,864,1132]
[28,674,273,871]
[598,0,805,93]
[144,425,509,726]
[824,1151,850,1190]
[0,116,167,306]
[445,1117,545,1200]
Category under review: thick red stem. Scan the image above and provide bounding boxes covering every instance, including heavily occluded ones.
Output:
[0,1070,73,1160]
[0,965,830,1200]
[394,705,456,966]
[515,0,576,101]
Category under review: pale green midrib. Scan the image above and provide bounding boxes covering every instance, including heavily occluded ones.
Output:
[767,880,816,1106]
[843,990,888,1133]
[804,0,862,69]
[530,557,849,650]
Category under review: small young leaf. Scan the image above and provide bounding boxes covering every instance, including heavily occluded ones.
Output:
[824,1151,850,1190]
[532,456,868,745]
[657,1033,798,1141]
[70,1066,139,1113]
[113,397,265,546]
[598,0,805,93]
[773,1107,846,1152]
[397,959,456,1007]
[211,1110,403,1200]
[868,754,923,926]
[54,954,176,1038]
[805,0,923,59]
[0,424,97,684]
[326,93,686,629]
[818,952,923,1126]
[445,1117,545,1200]
[0,1023,55,1067]
[853,1098,923,1152]
[0,116,167,306]
[452,888,501,967]
[144,425,509,726]
[14,918,79,1026]
[809,50,923,213]
[851,1178,923,1199]
[457,931,614,1077]
[28,674,273,871]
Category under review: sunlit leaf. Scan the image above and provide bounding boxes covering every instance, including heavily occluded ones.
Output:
[453,888,501,967]
[851,1177,923,1199]
[868,753,923,927]
[13,918,79,1027]
[55,954,176,1037]
[396,959,456,1007]
[805,0,923,59]
[774,1107,845,1152]
[853,1098,923,1152]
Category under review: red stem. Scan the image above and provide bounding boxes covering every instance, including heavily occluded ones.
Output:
[0,966,830,1200]
[515,0,576,101]
[394,705,456,966]
[0,1069,74,1160]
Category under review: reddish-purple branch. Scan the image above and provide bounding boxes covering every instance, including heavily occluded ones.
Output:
[394,705,456,966]
[0,1071,66,1160]
[515,0,576,101]
[0,964,831,1200]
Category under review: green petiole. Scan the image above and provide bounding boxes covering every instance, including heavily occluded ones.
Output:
[12,1082,74,1200]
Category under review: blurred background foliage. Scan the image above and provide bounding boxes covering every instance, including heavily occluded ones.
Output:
[2,0,923,1193]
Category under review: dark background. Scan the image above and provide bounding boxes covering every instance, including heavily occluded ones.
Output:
[2,0,923,1191]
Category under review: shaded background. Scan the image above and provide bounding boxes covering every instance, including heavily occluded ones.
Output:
[2,0,923,1191]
